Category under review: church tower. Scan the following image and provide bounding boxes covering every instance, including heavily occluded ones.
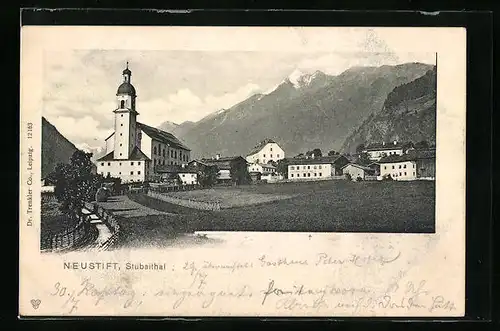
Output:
[113,62,138,160]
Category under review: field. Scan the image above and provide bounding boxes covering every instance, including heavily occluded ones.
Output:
[133,180,436,233]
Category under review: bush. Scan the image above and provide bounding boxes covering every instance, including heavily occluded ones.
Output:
[382,174,394,181]
[356,176,363,182]
[345,173,352,181]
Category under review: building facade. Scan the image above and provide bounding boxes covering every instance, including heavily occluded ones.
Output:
[96,64,191,183]
[155,165,198,185]
[287,155,349,181]
[247,162,277,175]
[363,141,413,161]
[379,149,436,181]
[246,139,285,164]
[342,163,376,180]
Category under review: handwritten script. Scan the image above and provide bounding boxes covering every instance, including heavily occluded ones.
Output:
[46,252,456,315]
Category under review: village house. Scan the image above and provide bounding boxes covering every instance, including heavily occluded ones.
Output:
[246,139,285,164]
[96,64,191,183]
[363,141,414,161]
[378,149,435,181]
[191,154,248,184]
[287,154,349,181]
[247,162,279,182]
[155,164,198,185]
[341,163,376,181]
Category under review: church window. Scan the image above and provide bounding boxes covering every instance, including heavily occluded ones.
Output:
[121,100,125,108]
[170,150,173,157]
[171,161,173,165]
[175,151,177,158]
[163,149,165,157]
[154,146,157,155]
[154,159,156,165]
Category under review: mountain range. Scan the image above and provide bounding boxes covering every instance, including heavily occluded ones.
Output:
[341,67,437,153]
[160,62,435,158]
[41,116,79,178]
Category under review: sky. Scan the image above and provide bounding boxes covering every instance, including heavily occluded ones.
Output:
[42,50,436,151]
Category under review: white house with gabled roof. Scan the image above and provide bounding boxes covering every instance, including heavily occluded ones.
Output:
[245,139,285,164]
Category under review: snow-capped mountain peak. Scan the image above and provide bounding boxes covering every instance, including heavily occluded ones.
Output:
[286,68,306,88]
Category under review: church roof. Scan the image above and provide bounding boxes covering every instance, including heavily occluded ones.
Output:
[137,122,190,151]
[116,82,136,96]
[96,146,151,162]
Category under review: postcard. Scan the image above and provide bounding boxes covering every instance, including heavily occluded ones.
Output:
[19,26,466,317]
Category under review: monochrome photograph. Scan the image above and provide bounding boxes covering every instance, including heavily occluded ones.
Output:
[20,25,466,317]
[40,48,437,253]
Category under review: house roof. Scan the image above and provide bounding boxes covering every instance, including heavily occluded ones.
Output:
[246,138,278,156]
[341,163,374,172]
[155,164,197,174]
[187,160,210,167]
[378,149,436,163]
[96,146,151,162]
[288,155,348,166]
[137,122,190,151]
[364,141,413,151]
[200,156,246,170]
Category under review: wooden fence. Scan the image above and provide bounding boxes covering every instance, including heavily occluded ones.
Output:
[147,191,221,211]
[40,212,92,252]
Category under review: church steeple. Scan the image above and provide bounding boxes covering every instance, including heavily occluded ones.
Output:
[122,61,131,83]
[113,62,138,160]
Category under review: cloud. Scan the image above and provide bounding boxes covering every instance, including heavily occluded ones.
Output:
[49,115,110,144]
[138,83,262,126]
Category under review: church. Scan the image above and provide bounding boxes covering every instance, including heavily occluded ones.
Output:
[96,64,191,183]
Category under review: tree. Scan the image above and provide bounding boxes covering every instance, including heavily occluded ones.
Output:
[328,150,339,156]
[230,159,251,185]
[296,153,304,158]
[276,158,290,177]
[198,165,219,187]
[415,140,429,149]
[357,152,371,165]
[47,150,104,214]
[355,144,366,154]
[306,148,322,158]
[267,160,277,167]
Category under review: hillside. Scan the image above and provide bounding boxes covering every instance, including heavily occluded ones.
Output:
[340,67,437,153]
[41,117,79,178]
[173,62,434,158]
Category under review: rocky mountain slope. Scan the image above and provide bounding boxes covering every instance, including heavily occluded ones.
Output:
[170,62,434,158]
[340,67,437,153]
[41,116,79,178]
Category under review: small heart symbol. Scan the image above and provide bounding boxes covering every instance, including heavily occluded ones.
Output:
[30,299,41,309]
